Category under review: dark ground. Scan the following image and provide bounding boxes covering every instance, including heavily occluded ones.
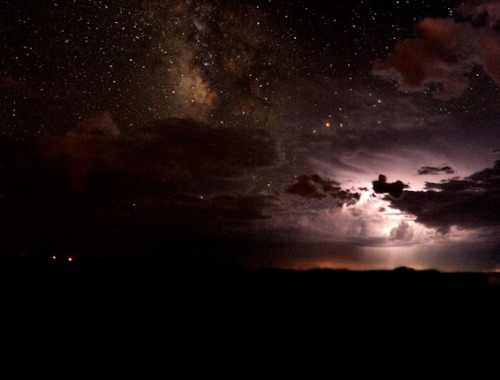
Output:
[1,255,499,372]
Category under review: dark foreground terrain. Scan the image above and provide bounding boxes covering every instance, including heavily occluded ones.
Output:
[1,256,499,371]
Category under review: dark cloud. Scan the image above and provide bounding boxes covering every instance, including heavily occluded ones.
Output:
[418,165,455,175]
[0,116,280,194]
[389,160,500,232]
[134,118,280,172]
[285,174,360,205]
[456,0,500,28]
[0,116,281,257]
[70,111,121,137]
[372,175,409,198]
[373,0,500,99]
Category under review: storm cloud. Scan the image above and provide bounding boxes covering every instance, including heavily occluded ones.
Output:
[418,166,455,175]
[286,174,360,205]
[0,115,281,256]
[389,160,500,232]
[372,175,409,198]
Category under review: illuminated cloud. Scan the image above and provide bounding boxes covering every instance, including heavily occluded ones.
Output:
[389,221,414,242]
[373,0,500,98]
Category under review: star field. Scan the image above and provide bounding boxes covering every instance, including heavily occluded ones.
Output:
[1,0,499,271]
[4,0,491,135]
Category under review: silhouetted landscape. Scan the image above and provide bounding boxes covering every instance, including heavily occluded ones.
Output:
[2,254,499,367]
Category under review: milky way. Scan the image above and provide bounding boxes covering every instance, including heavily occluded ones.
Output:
[1,0,499,271]
[2,0,295,132]
[6,0,489,133]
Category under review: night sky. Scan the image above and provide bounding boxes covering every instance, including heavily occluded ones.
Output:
[1,0,499,271]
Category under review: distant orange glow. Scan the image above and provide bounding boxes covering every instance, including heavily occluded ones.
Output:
[67,257,73,262]
[325,122,331,127]
[306,260,374,271]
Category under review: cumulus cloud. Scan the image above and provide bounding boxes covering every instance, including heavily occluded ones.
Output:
[389,160,500,232]
[1,116,280,193]
[0,116,281,256]
[372,175,409,198]
[389,221,414,241]
[285,174,360,205]
[69,111,121,138]
[418,165,455,175]
[373,0,500,99]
